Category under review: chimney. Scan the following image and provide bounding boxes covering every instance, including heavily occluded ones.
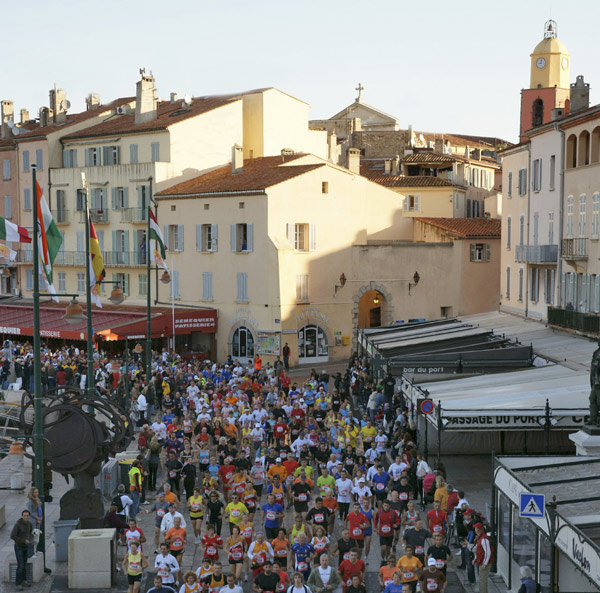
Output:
[39,107,50,127]
[49,88,68,123]
[134,68,158,125]
[232,145,243,174]
[464,145,470,159]
[347,148,360,175]
[551,107,566,121]
[170,92,178,104]
[1,100,14,140]
[570,75,590,114]
[384,159,391,175]
[85,93,101,110]
[392,155,400,175]
[434,138,444,153]
[20,108,29,124]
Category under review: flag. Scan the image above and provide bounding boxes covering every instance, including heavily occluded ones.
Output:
[89,217,105,307]
[149,210,168,271]
[0,217,31,243]
[0,244,17,261]
[35,181,62,300]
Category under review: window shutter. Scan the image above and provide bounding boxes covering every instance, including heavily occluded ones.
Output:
[102,146,110,165]
[114,146,120,164]
[63,150,69,168]
[414,195,420,212]
[77,231,84,254]
[286,223,291,241]
[111,187,116,210]
[208,273,213,299]
[130,144,138,164]
[124,274,130,297]
[36,149,43,170]
[196,224,202,252]
[26,269,33,290]
[97,230,104,252]
[309,224,316,252]
[137,186,143,210]
[507,217,512,248]
[172,271,179,299]
[23,150,30,171]
[403,197,409,212]
[177,225,184,252]
[24,189,31,210]
[485,244,491,262]
[123,187,129,209]
[123,230,130,264]
[237,272,242,300]
[4,196,11,219]
[163,225,170,252]
[72,150,78,168]
[202,272,208,299]
[211,224,218,252]
[231,224,237,252]
[470,244,476,261]
[246,224,253,252]
[596,275,600,312]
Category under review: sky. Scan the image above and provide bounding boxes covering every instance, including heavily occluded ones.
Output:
[2,0,600,143]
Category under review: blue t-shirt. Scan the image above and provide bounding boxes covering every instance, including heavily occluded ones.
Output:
[372,471,391,493]
[382,584,404,593]
[262,502,283,528]
[291,542,314,572]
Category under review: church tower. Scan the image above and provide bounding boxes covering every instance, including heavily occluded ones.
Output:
[520,20,571,142]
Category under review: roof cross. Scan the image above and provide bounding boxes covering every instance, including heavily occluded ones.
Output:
[355,82,364,102]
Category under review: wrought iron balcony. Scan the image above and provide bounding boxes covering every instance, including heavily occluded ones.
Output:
[79,209,109,224]
[515,244,558,263]
[20,250,148,267]
[51,209,70,224]
[548,305,600,334]
[562,238,588,259]
[120,208,148,224]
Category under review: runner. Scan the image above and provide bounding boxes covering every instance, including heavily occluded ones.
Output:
[154,543,179,588]
[122,540,148,593]
[225,525,246,583]
[186,486,204,544]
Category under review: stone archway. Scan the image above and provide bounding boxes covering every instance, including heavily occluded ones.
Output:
[352,282,394,349]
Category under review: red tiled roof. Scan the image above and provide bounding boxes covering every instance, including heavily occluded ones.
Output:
[415,217,501,238]
[62,93,247,140]
[403,152,499,168]
[360,160,461,188]
[156,155,325,197]
[15,97,135,140]
[415,131,493,149]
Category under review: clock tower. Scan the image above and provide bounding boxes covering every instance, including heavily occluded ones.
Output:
[520,20,571,142]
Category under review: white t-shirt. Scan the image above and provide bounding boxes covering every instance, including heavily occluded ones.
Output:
[287,586,314,593]
[220,586,244,593]
[335,478,353,503]
[154,553,179,583]
[151,421,167,440]
[318,566,332,586]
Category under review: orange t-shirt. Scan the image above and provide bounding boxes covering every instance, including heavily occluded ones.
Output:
[379,565,401,587]
[271,537,289,561]
[166,527,187,551]
[164,492,178,506]
[224,424,238,439]
[396,556,422,582]
[322,497,338,512]
[268,465,287,482]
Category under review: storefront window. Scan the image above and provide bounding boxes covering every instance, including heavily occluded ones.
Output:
[232,326,254,359]
[498,492,511,549]
[298,325,329,361]
[538,532,552,593]
[512,506,537,576]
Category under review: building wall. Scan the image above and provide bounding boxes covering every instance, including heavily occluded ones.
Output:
[0,144,19,294]
[350,131,411,158]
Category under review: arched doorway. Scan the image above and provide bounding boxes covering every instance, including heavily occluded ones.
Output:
[298,324,329,363]
[231,325,255,364]
[358,289,387,328]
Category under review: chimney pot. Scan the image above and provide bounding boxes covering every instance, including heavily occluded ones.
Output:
[20,108,29,124]
[347,148,360,175]
[170,92,178,103]
[135,69,158,124]
[232,145,244,174]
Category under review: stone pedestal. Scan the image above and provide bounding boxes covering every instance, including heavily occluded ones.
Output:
[4,552,45,583]
[569,426,600,455]
[68,528,116,589]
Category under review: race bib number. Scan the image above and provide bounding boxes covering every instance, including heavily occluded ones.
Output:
[207,546,217,556]
[314,513,324,523]
[381,525,391,534]
[399,493,408,500]
[352,528,362,537]
[276,549,287,557]
[256,555,265,565]
[426,578,438,591]
[158,567,169,577]
[173,538,183,548]
[433,525,442,533]
[315,542,326,552]
[404,571,414,580]
[384,579,393,586]
[346,579,353,586]
[225,472,233,480]
[297,561,308,571]
[157,509,165,517]
[231,509,241,518]
[232,551,243,560]
[169,470,176,478]
[436,559,445,569]
[246,499,256,508]
[343,552,350,560]
[340,489,349,497]
[266,511,276,521]
[191,503,201,511]
[298,493,307,501]
[376,483,385,491]
[415,546,424,554]
[129,561,141,572]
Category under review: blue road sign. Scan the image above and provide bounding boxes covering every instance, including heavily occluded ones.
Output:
[519,492,545,518]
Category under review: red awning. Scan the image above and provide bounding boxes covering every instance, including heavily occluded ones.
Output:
[103,308,217,340]
[0,303,217,342]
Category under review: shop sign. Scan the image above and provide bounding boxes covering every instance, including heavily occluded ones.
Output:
[296,307,330,324]
[232,308,259,330]
[555,517,600,588]
[439,413,589,431]
[257,331,281,356]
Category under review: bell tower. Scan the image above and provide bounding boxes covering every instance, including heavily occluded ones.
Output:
[520,20,571,142]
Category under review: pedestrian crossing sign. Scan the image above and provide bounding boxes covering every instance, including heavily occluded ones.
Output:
[519,492,545,518]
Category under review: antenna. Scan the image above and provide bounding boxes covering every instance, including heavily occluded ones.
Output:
[7,120,14,129]
[60,99,71,111]
[182,95,192,107]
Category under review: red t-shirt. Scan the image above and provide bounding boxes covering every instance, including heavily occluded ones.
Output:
[374,509,399,536]
[346,512,369,540]
[339,559,365,589]
[426,509,448,536]
[282,459,299,477]
[202,534,223,560]
[218,464,235,488]
[274,423,288,439]
[291,408,306,422]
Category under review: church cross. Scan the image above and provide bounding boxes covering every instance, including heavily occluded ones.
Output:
[355,82,364,102]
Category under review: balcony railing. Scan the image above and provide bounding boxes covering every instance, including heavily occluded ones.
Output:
[562,238,588,259]
[51,209,69,224]
[79,210,109,224]
[515,244,558,263]
[548,306,600,334]
[19,250,148,267]
[120,208,148,224]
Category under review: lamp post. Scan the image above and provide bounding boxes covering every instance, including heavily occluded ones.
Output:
[31,165,46,559]
[145,177,153,386]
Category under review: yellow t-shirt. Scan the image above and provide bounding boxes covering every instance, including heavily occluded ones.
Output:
[360,426,377,443]
[225,502,248,525]
[396,556,422,582]
[189,495,204,517]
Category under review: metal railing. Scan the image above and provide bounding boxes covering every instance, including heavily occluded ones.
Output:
[51,209,69,224]
[19,250,147,267]
[562,238,588,258]
[120,208,148,224]
[547,306,600,333]
[79,210,109,224]
[515,244,558,263]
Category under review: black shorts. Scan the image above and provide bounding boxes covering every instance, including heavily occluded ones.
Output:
[229,558,244,565]
[375,492,388,501]
[127,574,142,584]
[294,503,309,513]
[170,548,184,557]
[266,527,279,540]
[350,538,364,549]
[379,535,394,547]
[274,556,288,568]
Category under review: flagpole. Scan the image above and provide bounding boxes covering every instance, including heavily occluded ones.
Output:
[82,175,94,398]
[31,164,46,560]
[145,177,153,384]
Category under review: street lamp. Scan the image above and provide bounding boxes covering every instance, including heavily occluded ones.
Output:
[64,297,85,324]
[108,285,125,305]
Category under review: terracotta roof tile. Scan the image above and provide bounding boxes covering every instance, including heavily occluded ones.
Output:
[403,152,499,168]
[16,97,135,140]
[415,217,501,238]
[360,160,461,188]
[156,155,325,197]
[61,94,243,140]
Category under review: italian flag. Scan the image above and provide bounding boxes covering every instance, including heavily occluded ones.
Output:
[0,217,31,243]
[36,181,62,299]
[149,209,168,271]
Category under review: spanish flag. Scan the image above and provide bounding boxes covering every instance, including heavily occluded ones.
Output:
[89,217,105,307]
